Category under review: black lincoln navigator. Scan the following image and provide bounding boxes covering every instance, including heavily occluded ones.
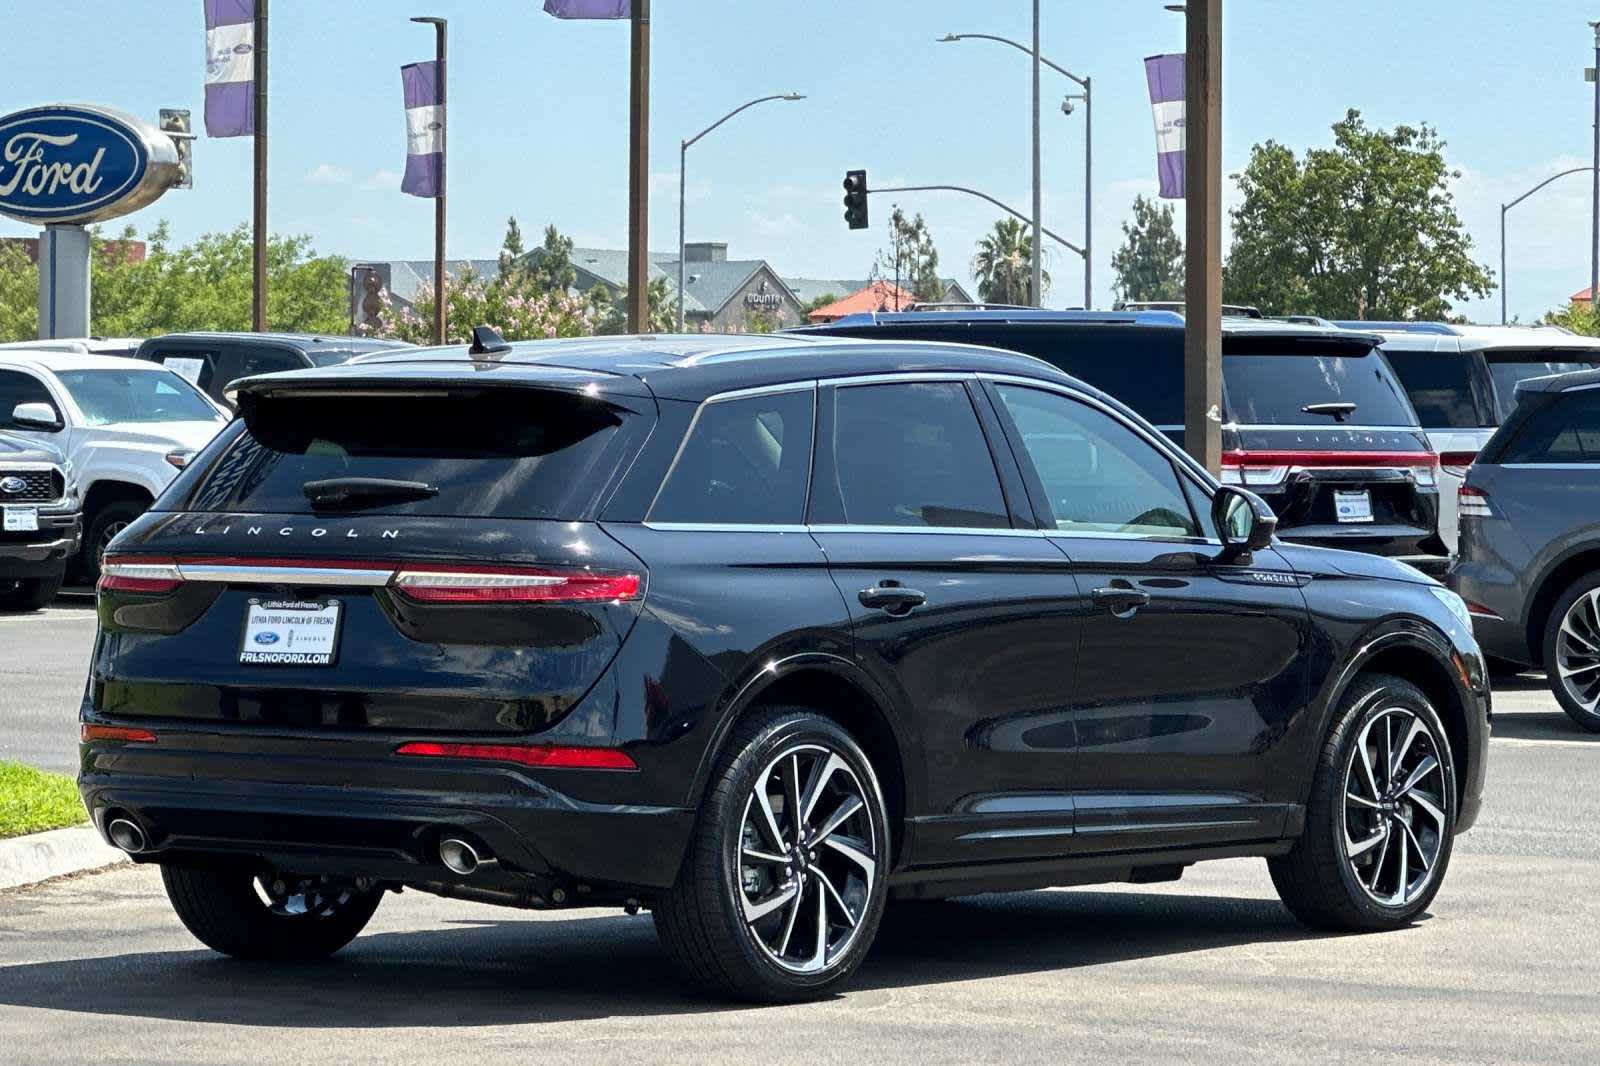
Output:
[81,332,1488,1001]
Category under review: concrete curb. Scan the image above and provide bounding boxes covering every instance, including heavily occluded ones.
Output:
[0,826,127,891]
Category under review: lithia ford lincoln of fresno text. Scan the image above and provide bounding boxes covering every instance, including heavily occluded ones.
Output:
[79,332,1489,1002]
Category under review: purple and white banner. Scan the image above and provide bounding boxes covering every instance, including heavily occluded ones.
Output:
[401,61,443,198]
[203,0,254,138]
[1144,53,1185,199]
[542,0,630,17]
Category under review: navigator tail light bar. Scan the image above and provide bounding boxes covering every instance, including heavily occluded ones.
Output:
[97,555,644,605]
[1220,450,1439,488]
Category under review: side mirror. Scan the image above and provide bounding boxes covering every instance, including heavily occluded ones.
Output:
[11,402,62,432]
[1213,486,1277,559]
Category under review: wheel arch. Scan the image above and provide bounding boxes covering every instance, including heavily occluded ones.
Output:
[695,654,918,867]
[1319,629,1474,814]
[82,478,156,517]
[1524,547,1600,666]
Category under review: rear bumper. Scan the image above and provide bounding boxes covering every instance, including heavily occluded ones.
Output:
[78,739,694,899]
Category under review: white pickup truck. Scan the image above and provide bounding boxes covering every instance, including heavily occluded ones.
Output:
[0,350,229,578]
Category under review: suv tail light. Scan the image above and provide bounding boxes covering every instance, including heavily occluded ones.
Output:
[1438,450,1478,478]
[1220,449,1438,488]
[98,555,643,605]
[1458,484,1494,518]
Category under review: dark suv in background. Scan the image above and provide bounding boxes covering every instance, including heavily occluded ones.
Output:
[1350,322,1600,554]
[805,310,1448,574]
[1451,367,1600,730]
[80,332,1487,1001]
[135,332,413,409]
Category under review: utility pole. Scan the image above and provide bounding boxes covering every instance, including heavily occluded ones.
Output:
[1591,20,1599,310]
[252,0,268,331]
[627,0,650,332]
[1030,0,1043,307]
[1183,0,1222,475]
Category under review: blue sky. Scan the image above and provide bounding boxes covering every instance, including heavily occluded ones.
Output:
[3,1,1598,322]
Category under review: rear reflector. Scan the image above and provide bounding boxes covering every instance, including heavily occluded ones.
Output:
[98,556,184,595]
[1458,484,1494,518]
[395,741,637,770]
[80,724,157,744]
[390,565,642,604]
[1464,599,1502,620]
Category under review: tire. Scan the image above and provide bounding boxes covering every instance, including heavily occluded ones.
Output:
[1269,674,1457,932]
[161,864,382,961]
[1541,572,1600,732]
[0,572,63,612]
[653,707,890,1002]
[81,499,147,583]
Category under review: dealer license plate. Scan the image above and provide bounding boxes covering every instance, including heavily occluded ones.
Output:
[239,599,343,666]
[1333,490,1374,524]
[3,505,38,532]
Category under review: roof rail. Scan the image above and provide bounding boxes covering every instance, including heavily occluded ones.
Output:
[821,308,1186,329]
[1330,320,1459,336]
[901,301,1033,312]
[1116,300,1264,319]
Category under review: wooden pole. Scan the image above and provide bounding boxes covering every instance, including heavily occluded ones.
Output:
[627,0,651,332]
[252,0,268,332]
[1183,0,1222,475]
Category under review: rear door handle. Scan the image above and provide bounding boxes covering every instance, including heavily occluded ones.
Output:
[858,586,927,615]
[1092,587,1152,615]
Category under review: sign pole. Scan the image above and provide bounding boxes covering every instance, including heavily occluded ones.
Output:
[1183,0,1222,475]
[412,17,447,346]
[627,0,650,332]
[252,0,268,332]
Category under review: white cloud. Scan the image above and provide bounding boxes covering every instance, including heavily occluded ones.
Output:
[307,163,351,184]
[360,169,402,191]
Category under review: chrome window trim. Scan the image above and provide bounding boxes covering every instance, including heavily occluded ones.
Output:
[645,381,818,525]
[1498,461,1600,469]
[825,371,977,388]
[808,523,1042,537]
[176,563,395,587]
[642,522,811,533]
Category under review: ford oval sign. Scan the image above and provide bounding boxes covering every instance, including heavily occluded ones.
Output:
[0,104,181,225]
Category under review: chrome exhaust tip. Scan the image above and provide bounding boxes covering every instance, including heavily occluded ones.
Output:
[106,817,147,854]
[439,837,493,876]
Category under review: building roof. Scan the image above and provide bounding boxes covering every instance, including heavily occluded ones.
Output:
[784,277,973,307]
[807,281,915,322]
[655,258,799,318]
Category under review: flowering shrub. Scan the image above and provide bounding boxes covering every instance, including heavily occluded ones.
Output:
[362,266,603,344]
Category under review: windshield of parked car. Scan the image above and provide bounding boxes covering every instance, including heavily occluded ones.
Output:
[54,369,221,425]
[1223,346,1417,426]
[1485,353,1600,421]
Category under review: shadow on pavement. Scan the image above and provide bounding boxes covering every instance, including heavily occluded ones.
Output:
[1488,710,1600,743]
[0,888,1343,1025]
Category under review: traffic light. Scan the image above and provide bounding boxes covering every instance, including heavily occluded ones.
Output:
[843,169,869,230]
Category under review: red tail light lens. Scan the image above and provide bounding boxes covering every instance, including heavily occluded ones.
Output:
[1438,450,1479,476]
[80,723,157,743]
[1458,484,1494,518]
[395,741,637,770]
[97,556,184,595]
[390,565,642,604]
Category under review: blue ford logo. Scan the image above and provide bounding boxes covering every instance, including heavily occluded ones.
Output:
[253,631,280,646]
[0,106,161,224]
[0,476,24,495]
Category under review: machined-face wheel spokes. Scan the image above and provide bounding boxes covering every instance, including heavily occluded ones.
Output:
[737,743,877,975]
[1556,589,1600,714]
[1342,706,1448,907]
[253,873,358,919]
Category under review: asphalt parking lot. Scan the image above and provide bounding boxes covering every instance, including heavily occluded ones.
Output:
[2,603,1598,1064]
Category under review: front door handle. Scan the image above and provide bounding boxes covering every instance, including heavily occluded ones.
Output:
[1092,587,1152,616]
[858,585,927,615]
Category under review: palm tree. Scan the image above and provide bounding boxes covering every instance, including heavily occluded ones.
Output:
[972,217,1048,306]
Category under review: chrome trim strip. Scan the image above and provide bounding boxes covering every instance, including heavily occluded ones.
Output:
[643,522,811,533]
[700,380,818,403]
[1499,462,1600,470]
[175,564,395,587]
[808,524,1045,537]
[826,371,976,387]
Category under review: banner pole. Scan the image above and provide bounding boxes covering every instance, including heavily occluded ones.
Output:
[252,0,268,332]
[627,0,650,332]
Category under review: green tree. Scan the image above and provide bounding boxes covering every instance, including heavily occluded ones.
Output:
[972,217,1047,305]
[91,222,349,336]
[371,263,600,344]
[0,242,38,341]
[592,275,675,335]
[876,206,944,304]
[1111,195,1184,304]
[1544,300,1600,336]
[497,215,530,287]
[526,223,578,295]
[1224,109,1492,319]
[797,291,839,323]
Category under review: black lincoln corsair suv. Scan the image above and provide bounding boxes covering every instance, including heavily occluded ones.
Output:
[80,332,1489,1001]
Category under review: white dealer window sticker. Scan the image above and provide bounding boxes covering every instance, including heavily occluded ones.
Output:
[239,599,342,666]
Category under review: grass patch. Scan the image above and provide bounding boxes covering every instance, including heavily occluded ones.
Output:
[0,761,86,839]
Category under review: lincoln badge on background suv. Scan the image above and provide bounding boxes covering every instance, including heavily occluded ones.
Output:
[79,331,1488,1001]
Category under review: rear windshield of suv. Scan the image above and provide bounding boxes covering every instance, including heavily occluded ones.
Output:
[1380,350,1485,428]
[1485,352,1600,420]
[1223,347,1417,427]
[177,387,648,519]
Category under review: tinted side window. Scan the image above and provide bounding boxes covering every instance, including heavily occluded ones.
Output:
[1486,353,1600,421]
[832,381,1009,529]
[650,390,814,524]
[0,370,58,429]
[1382,351,1485,428]
[965,325,1184,426]
[994,384,1201,538]
[230,347,305,379]
[1499,391,1600,463]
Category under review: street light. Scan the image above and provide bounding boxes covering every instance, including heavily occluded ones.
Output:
[677,92,804,332]
[1501,166,1595,323]
[940,29,1093,309]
